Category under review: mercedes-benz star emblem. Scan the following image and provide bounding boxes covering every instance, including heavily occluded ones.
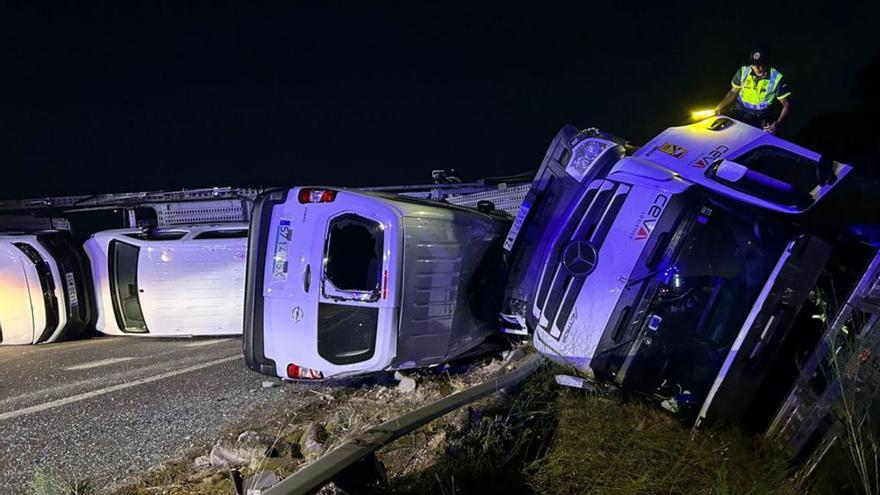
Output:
[561,240,598,277]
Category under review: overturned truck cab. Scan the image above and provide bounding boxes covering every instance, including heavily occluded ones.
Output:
[502,115,861,428]
[243,187,509,380]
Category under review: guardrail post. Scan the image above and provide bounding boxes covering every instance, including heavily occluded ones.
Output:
[332,452,389,494]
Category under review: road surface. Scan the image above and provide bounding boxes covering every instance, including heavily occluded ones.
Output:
[0,336,297,493]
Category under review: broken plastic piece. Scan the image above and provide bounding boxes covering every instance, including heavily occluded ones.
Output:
[555,374,596,392]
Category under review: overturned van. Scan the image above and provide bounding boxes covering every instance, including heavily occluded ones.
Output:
[0,231,92,345]
[85,223,248,337]
[502,116,859,427]
[243,187,509,380]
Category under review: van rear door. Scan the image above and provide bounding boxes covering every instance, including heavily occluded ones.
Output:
[317,212,388,365]
[262,189,399,377]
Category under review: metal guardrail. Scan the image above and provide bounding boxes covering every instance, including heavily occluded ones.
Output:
[265,354,542,495]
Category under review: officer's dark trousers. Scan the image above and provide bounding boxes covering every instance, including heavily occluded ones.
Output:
[730,106,771,128]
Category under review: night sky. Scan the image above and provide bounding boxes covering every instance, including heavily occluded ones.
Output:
[1,2,878,199]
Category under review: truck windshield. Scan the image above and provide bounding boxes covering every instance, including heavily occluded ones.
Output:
[627,203,788,402]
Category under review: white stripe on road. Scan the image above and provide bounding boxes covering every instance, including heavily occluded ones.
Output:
[64,357,136,370]
[184,338,234,347]
[0,355,243,422]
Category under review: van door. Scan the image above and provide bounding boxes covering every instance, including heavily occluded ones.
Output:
[261,189,399,377]
[316,212,387,366]
[138,231,248,336]
[187,230,248,335]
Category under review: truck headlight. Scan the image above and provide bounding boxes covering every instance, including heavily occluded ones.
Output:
[566,140,609,182]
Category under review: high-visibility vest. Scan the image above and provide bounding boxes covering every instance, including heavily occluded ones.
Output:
[736,66,784,111]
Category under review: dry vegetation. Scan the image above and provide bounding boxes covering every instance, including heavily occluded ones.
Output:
[100,352,519,495]
[529,392,802,495]
[386,369,811,495]
[34,353,840,495]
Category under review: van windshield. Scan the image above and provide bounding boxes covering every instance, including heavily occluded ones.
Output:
[323,214,383,299]
[109,240,148,333]
[622,203,788,403]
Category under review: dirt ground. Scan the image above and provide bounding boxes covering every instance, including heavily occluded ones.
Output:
[104,348,529,495]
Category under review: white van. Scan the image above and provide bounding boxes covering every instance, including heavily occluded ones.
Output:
[243,188,510,380]
[0,231,92,345]
[84,223,248,337]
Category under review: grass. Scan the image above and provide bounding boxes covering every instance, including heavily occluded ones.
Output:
[29,473,96,495]
[387,367,559,494]
[527,390,803,495]
[386,366,808,495]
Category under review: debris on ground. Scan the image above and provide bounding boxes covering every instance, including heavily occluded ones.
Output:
[554,374,596,391]
[192,455,211,469]
[298,422,327,459]
[108,349,530,494]
[393,371,418,394]
[245,470,281,494]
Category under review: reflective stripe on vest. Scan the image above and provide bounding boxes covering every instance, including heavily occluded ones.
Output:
[737,66,782,111]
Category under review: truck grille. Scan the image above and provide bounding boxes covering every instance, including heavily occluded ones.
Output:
[535,180,630,339]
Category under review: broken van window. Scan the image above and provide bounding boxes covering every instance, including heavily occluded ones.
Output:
[324,214,383,295]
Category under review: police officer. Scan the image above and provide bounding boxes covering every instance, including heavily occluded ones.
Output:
[714,49,791,133]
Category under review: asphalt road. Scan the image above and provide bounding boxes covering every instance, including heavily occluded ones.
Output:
[0,336,295,493]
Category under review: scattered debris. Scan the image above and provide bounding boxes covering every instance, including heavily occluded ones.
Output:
[208,433,277,468]
[238,430,278,449]
[245,470,281,494]
[554,374,596,392]
[298,422,327,458]
[111,350,520,494]
[394,371,418,394]
[261,380,278,389]
[208,444,247,467]
[502,347,528,366]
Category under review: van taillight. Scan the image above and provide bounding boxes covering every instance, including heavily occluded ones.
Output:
[287,363,325,380]
[298,189,338,204]
[382,270,388,299]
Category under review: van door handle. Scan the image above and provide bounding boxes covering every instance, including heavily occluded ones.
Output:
[303,264,311,293]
